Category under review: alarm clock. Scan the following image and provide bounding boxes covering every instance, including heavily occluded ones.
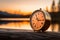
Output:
[30,9,51,32]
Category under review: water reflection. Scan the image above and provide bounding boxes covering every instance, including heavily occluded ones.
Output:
[0,21,32,30]
[47,24,60,32]
[0,21,60,32]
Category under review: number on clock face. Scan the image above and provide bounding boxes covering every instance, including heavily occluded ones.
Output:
[31,11,45,30]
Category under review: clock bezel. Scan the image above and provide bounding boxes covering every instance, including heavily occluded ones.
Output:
[30,10,46,31]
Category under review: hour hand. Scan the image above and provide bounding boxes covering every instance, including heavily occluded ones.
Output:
[36,15,41,21]
[36,18,41,21]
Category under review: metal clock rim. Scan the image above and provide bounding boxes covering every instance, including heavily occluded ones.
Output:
[30,10,46,31]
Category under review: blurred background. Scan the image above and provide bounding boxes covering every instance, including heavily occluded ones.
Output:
[0,0,60,32]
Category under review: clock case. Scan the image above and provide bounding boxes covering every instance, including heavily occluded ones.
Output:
[30,9,51,32]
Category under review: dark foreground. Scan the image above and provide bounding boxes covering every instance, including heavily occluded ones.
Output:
[0,29,60,40]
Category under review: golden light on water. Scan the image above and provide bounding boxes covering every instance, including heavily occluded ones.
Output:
[0,21,32,30]
[47,24,59,32]
[0,19,59,32]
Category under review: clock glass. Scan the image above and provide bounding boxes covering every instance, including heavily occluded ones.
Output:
[30,11,45,31]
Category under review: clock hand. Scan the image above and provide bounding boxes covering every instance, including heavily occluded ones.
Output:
[36,16,44,21]
[37,18,41,21]
[36,15,41,21]
[36,17,41,21]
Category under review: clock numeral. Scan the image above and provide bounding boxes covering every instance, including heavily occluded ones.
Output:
[33,23,35,25]
[33,25,36,29]
[40,26,41,27]
[34,25,36,27]
[41,22,43,24]
[41,19,44,21]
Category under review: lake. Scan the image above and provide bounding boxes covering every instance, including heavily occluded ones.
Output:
[0,18,60,32]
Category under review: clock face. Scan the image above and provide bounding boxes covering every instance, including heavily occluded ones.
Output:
[30,11,45,30]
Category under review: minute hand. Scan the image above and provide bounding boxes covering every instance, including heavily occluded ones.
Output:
[36,18,41,21]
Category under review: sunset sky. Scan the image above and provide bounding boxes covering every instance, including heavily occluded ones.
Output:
[0,0,59,12]
[0,0,59,31]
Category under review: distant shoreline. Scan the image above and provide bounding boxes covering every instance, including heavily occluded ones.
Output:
[0,18,30,22]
